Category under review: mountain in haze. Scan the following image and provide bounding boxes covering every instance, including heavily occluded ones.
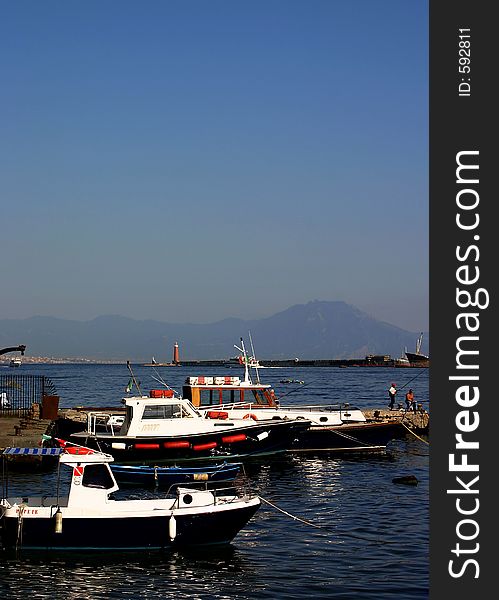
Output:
[0,300,428,361]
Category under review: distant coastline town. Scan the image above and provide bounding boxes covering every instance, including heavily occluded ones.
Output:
[0,353,429,368]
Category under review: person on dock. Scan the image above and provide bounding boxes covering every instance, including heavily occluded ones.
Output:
[388,383,397,410]
[0,392,10,408]
[405,388,415,411]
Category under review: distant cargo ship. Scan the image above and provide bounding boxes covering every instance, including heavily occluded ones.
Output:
[405,333,429,364]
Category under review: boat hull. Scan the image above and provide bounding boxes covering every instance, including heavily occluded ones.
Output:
[0,503,259,551]
[290,420,406,453]
[404,352,429,365]
[70,420,308,464]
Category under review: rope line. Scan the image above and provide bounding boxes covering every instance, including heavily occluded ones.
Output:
[259,495,323,528]
[400,422,429,445]
[259,495,394,545]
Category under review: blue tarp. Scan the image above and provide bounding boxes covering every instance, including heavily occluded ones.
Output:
[2,447,64,455]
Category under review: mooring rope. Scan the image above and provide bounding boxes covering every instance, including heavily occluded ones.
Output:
[259,495,394,545]
[400,421,429,445]
[259,495,323,528]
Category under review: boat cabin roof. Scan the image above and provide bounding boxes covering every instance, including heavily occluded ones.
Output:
[120,395,203,421]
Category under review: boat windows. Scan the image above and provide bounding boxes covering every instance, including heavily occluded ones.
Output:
[251,390,267,405]
[198,388,243,406]
[198,389,221,406]
[82,464,115,490]
[142,404,184,419]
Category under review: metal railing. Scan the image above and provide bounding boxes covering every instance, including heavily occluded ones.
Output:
[0,374,57,417]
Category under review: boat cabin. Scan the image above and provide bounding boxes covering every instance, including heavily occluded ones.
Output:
[87,393,204,437]
[182,376,278,410]
[1,448,119,510]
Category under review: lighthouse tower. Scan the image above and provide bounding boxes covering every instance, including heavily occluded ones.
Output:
[173,342,180,365]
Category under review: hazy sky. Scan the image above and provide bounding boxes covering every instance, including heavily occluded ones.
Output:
[1,1,428,332]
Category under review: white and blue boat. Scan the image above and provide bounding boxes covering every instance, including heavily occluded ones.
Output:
[109,461,242,488]
[0,445,260,551]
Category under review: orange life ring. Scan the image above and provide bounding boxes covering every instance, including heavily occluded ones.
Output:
[243,413,258,421]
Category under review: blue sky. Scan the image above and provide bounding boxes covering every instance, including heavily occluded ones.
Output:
[1,0,428,331]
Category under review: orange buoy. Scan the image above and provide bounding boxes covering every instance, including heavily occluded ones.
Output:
[243,413,258,421]
[65,447,95,455]
[206,410,229,419]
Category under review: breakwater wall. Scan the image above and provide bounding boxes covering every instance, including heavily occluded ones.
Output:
[179,359,428,368]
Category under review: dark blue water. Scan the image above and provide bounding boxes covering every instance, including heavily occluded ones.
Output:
[1,364,429,599]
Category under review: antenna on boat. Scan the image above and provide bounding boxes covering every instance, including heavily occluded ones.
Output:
[248,331,261,384]
[234,337,252,384]
[150,368,179,396]
[126,361,142,396]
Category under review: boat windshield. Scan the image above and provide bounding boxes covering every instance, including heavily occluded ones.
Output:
[142,404,187,419]
[82,463,115,490]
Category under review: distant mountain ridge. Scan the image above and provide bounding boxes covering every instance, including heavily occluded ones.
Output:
[0,300,428,361]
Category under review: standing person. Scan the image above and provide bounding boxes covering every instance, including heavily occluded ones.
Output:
[388,383,397,410]
[405,388,414,411]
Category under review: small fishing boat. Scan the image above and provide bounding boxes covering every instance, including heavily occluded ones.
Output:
[0,445,260,551]
[9,357,22,368]
[109,462,242,488]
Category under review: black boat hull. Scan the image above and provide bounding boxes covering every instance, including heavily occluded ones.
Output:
[70,420,308,464]
[290,421,405,453]
[1,504,259,551]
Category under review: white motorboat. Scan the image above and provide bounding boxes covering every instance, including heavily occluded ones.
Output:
[69,388,311,463]
[182,337,405,453]
[0,444,260,551]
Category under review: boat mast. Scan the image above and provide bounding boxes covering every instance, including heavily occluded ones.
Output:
[234,338,252,385]
[248,331,261,384]
[126,360,142,395]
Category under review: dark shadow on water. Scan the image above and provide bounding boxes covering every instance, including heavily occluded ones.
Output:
[0,543,251,572]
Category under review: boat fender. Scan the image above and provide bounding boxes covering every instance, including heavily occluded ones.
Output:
[111,442,127,450]
[243,413,258,421]
[192,441,217,451]
[221,433,246,444]
[134,443,161,450]
[54,508,63,534]
[169,514,177,541]
[163,441,191,449]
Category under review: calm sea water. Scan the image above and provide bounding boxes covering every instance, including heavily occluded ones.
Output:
[1,364,429,599]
